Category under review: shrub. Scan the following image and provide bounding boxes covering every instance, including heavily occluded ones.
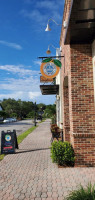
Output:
[50,141,75,166]
[66,183,95,200]
[51,115,56,124]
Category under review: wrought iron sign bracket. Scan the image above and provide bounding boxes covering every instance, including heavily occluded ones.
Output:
[38,55,64,60]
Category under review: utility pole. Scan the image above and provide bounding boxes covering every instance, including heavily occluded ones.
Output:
[34,101,36,126]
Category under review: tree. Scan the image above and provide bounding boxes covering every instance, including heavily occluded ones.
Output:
[1,98,56,120]
[43,104,56,118]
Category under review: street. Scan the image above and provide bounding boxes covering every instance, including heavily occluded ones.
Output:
[0,119,34,149]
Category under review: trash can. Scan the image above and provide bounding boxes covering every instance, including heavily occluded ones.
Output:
[1,129,18,154]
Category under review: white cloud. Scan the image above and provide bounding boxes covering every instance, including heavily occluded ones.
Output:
[0,92,24,100]
[0,64,41,101]
[34,60,41,66]
[0,76,40,91]
[29,91,41,99]
[0,74,56,104]
[0,63,55,103]
[0,77,41,101]
[20,9,47,23]
[0,40,22,50]
[24,0,64,9]
[0,91,55,104]
[36,0,59,10]
[0,64,40,77]
[0,91,41,101]
[20,0,64,24]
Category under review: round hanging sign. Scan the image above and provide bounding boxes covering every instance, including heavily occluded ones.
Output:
[40,61,60,79]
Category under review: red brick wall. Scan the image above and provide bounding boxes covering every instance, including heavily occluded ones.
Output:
[70,44,95,166]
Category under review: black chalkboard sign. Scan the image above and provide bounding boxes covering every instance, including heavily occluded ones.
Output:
[1,130,18,154]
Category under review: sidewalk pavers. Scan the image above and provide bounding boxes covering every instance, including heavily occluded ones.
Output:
[0,119,95,200]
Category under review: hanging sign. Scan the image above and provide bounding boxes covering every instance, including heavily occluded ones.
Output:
[40,76,53,82]
[40,58,61,79]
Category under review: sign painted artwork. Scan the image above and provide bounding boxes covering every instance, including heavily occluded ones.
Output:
[40,58,61,79]
[1,130,18,154]
[40,76,53,82]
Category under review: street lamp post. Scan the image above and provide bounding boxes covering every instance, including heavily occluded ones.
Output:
[34,102,36,126]
[40,107,43,121]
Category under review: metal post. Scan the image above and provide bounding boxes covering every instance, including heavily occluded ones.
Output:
[61,129,63,142]
[34,102,36,126]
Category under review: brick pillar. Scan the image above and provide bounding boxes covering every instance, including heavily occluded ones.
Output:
[63,77,70,142]
[70,44,95,166]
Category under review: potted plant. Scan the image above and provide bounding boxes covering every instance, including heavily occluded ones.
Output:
[50,124,61,141]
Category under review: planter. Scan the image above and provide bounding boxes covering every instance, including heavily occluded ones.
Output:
[50,124,61,141]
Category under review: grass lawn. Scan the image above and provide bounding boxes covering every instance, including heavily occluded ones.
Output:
[0,125,37,161]
[66,183,95,200]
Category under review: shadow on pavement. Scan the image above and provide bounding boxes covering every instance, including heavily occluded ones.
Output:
[0,122,34,127]
[16,147,50,154]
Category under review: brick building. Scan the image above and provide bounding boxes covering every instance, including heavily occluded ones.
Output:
[60,0,95,166]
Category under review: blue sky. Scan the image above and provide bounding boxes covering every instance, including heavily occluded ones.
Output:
[0,0,64,104]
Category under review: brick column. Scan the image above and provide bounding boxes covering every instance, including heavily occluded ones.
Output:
[63,77,70,142]
[70,44,95,166]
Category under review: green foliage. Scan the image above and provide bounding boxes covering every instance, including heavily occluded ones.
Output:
[0,154,4,161]
[37,103,46,110]
[42,58,62,68]
[53,59,62,68]
[66,183,95,200]
[10,113,17,118]
[44,104,56,118]
[1,99,55,120]
[51,141,75,166]
[0,110,6,118]
[51,115,56,124]
[26,111,34,118]
[42,58,52,63]
[1,98,34,119]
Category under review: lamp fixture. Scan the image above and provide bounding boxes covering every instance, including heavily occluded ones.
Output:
[45,18,67,31]
[46,44,57,54]
[45,18,62,31]
[46,44,62,54]
[45,23,51,32]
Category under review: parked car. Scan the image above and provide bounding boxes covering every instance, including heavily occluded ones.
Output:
[9,118,14,122]
[3,118,10,123]
[3,118,17,123]
[12,118,17,122]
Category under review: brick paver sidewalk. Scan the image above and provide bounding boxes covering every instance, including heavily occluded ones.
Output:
[0,119,95,200]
